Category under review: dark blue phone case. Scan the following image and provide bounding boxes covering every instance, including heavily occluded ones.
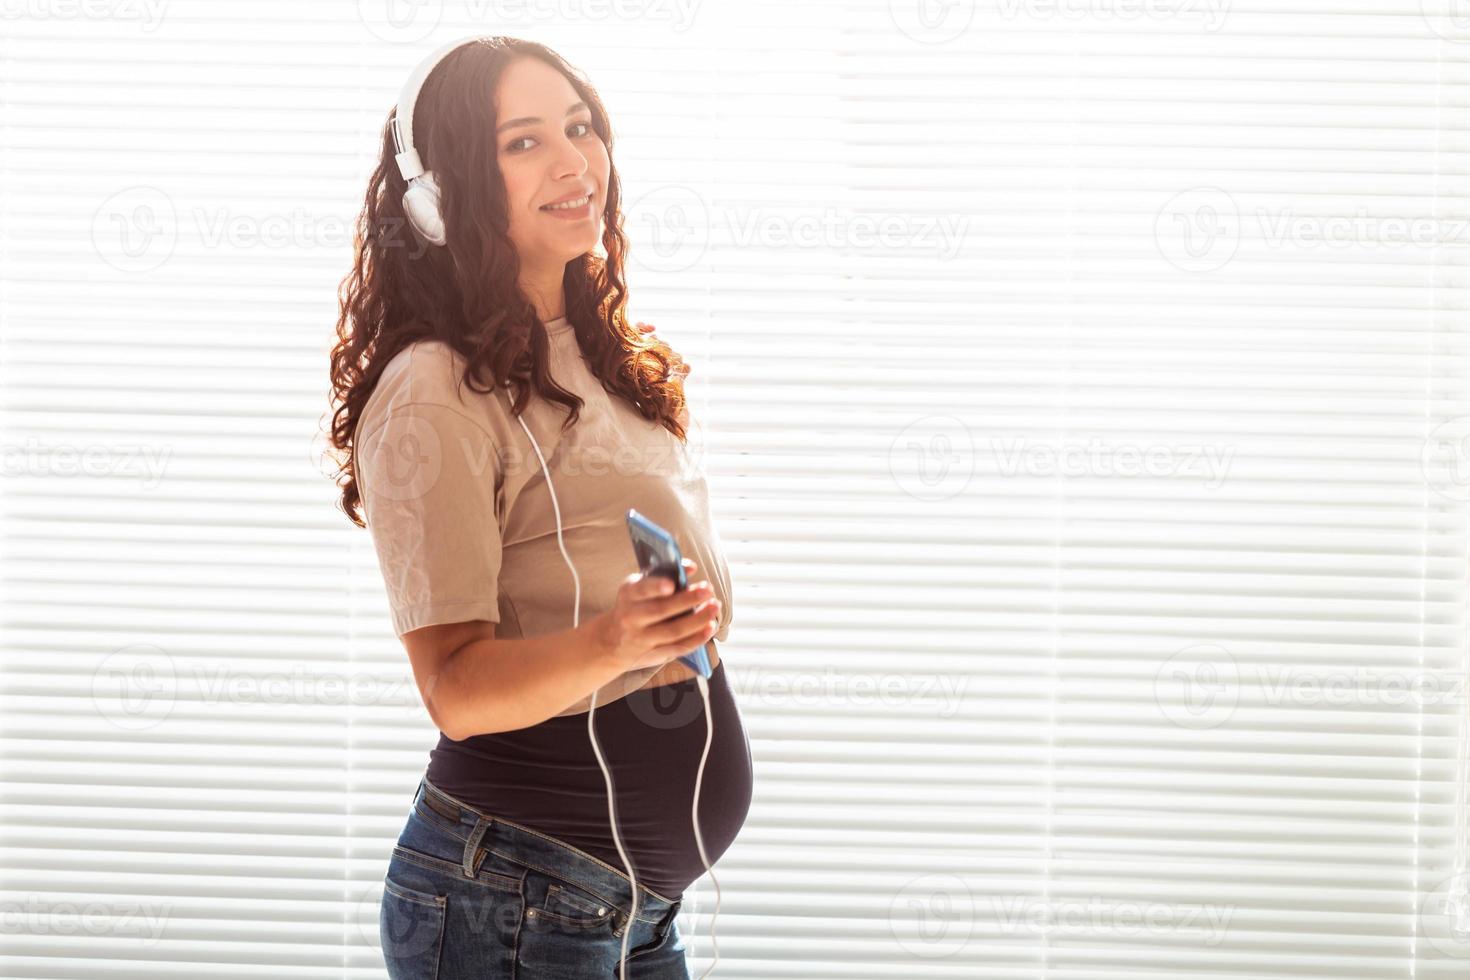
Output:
[625,508,713,678]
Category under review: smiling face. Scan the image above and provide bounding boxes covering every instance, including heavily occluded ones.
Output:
[494,56,610,275]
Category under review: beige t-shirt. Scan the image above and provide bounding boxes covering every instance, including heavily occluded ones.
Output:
[354,315,734,717]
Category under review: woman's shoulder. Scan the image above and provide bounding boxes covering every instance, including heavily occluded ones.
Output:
[359,339,507,442]
[378,337,467,393]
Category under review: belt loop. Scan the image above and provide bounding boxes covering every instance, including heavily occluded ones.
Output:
[461,817,490,878]
[659,900,682,940]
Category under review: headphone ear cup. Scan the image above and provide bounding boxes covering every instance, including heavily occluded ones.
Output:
[402,171,446,247]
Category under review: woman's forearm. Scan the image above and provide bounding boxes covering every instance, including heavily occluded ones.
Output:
[433,616,624,738]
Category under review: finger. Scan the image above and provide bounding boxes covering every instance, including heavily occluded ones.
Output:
[632,572,667,599]
[647,594,718,635]
[635,584,715,629]
[649,601,721,649]
[651,579,712,616]
[647,623,718,665]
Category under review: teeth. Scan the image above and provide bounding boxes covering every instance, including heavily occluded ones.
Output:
[542,194,591,211]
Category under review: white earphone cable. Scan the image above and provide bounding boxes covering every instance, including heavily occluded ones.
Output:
[516,407,720,978]
[514,412,638,978]
[691,674,721,978]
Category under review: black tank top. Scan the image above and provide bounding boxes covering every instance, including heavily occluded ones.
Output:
[424,660,752,900]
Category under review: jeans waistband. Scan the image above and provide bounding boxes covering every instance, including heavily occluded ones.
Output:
[411,774,682,926]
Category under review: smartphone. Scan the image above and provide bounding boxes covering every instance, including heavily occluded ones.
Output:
[625,508,713,678]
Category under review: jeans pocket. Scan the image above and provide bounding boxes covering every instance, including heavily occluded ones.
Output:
[627,903,683,965]
[526,872,617,932]
[544,882,614,923]
[379,869,447,980]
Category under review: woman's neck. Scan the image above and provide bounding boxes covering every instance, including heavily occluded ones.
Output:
[521,269,568,324]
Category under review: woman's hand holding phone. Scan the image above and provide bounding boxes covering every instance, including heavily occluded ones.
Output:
[593,557,721,673]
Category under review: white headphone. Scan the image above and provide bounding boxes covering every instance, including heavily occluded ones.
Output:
[391,35,484,247]
[390,36,723,977]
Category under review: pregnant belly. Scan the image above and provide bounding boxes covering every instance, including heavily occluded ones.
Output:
[424,653,751,900]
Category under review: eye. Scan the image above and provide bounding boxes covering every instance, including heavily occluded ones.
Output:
[504,121,596,154]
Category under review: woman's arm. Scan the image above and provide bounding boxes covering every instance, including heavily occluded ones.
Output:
[405,617,624,739]
[403,563,720,738]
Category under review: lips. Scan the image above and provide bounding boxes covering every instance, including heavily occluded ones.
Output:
[540,189,595,210]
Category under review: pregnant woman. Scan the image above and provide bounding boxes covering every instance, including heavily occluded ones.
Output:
[326,36,752,979]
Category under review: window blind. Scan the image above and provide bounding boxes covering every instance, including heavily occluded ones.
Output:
[1,2,1468,978]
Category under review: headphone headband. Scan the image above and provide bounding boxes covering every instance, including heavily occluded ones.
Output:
[391,35,486,182]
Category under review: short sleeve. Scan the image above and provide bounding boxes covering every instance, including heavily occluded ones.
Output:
[357,400,504,637]
[710,536,734,644]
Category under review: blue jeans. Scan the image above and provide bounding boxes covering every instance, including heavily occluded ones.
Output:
[379,775,690,979]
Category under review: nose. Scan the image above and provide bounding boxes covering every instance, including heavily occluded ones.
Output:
[550,135,590,180]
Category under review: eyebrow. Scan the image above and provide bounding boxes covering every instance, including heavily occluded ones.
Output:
[496,101,590,134]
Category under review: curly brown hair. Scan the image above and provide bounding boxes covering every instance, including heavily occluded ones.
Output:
[323,36,688,528]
